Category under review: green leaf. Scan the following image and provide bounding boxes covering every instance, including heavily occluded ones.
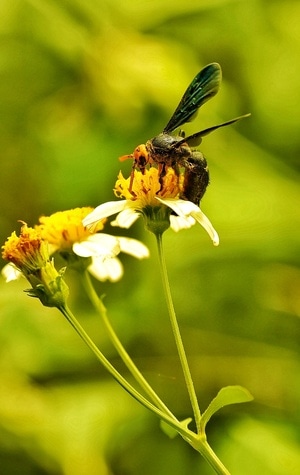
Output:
[160,417,192,439]
[200,385,253,433]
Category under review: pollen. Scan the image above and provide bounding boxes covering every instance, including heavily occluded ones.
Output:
[114,168,183,207]
[37,208,106,250]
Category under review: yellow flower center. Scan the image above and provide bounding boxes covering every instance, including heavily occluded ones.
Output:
[2,223,48,271]
[114,168,183,208]
[37,207,106,251]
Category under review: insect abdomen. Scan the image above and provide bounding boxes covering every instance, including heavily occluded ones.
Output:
[181,152,209,205]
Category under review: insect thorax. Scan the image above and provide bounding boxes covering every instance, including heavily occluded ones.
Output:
[146,133,191,166]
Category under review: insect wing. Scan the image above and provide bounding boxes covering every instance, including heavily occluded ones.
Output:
[163,63,222,134]
[179,114,251,147]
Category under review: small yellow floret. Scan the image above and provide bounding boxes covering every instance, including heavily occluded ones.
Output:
[2,223,47,270]
[114,168,183,208]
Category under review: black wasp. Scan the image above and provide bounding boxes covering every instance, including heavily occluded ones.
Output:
[120,63,249,205]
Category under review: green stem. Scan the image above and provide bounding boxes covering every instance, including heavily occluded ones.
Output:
[156,233,201,432]
[57,303,184,435]
[189,438,231,475]
[80,271,176,420]
[57,304,230,474]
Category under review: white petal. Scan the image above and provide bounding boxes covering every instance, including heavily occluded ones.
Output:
[73,234,120,258]
[1,263,22,282]
[117,237,150,259]
[190,210,220,246]
[170,214,195,232]
[157,196,219,245]
[111,208,140,228]
[88,256,123,282]
[82,201,127,228]
[156,197,199,217]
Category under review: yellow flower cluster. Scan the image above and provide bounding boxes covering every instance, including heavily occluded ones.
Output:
[37,207,106,251]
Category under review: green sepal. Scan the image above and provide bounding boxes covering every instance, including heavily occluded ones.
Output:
[24,268,69,308]
[142,205,171,236]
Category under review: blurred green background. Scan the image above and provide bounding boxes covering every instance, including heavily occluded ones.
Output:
[1,0,300,474]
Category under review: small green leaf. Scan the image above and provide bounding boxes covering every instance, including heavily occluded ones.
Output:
[160,417,192,439]
[200,385,253,433]
[160,420,179,439]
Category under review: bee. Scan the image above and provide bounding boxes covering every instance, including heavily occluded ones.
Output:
[120,63,249,204]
